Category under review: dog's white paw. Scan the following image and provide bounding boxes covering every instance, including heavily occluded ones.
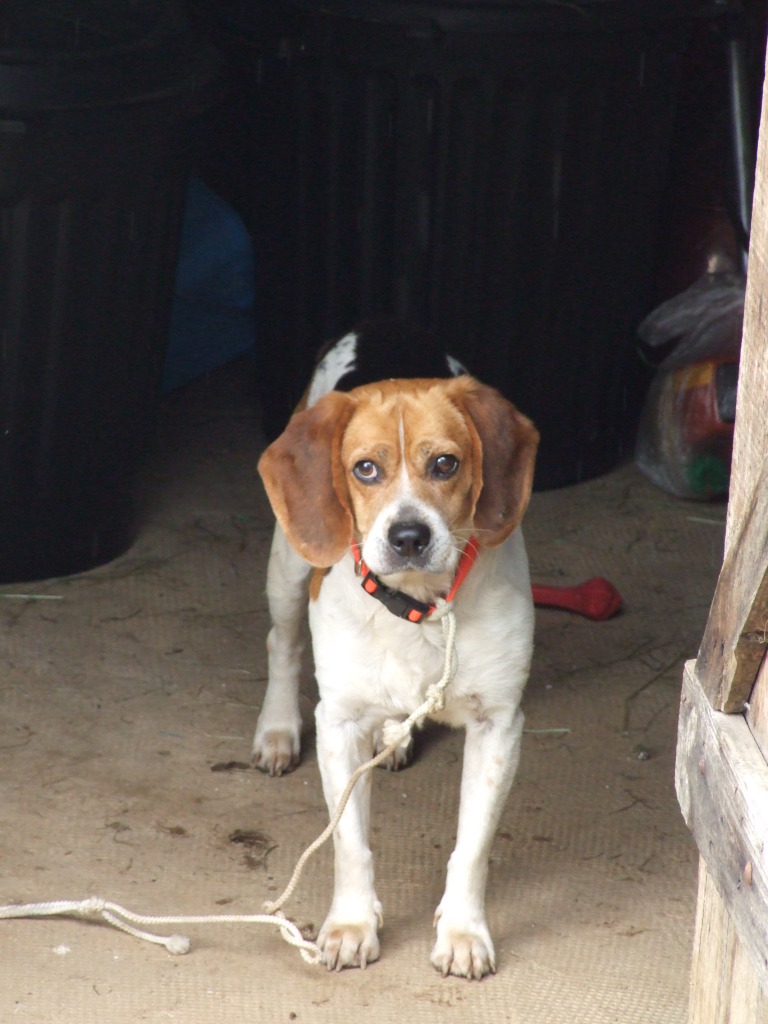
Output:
[431,914,496,979]
[251,727,300,776]
[318,903,383,971]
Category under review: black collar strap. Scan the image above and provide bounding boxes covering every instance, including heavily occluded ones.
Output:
[350,537,480,624]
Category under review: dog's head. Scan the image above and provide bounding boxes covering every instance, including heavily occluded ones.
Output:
[258,376,539,574]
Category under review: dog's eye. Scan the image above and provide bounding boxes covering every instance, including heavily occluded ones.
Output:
[431,454,459,479]
[353,460,380,484]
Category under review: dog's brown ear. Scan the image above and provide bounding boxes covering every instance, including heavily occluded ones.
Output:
[258,391,356,567]
[450,377,539,548]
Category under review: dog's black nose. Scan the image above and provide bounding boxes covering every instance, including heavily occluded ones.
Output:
[387,521,432,558]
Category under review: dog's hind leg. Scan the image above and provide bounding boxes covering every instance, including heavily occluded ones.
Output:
[252,524,311,775]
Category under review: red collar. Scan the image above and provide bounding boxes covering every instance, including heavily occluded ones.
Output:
[350,536,480,623]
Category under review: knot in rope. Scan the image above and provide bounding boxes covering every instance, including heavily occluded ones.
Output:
[425,682,447,713]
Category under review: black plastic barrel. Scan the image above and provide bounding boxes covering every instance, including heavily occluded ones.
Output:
[204,0,698,488]
[0,2,216,582]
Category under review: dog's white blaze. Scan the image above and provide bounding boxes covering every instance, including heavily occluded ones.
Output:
[358,403,461,577]
[307,332,358,407]
[397,412,410,489]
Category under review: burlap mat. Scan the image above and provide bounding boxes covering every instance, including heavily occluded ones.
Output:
[1,363,724,1022]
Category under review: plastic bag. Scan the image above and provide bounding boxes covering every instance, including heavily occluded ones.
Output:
[635,272,744,499]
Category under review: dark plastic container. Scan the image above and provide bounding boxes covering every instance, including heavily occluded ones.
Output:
[204,0,698,488]
[0,2,216,582]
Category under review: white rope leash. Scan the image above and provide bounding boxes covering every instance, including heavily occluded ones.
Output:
[0,608,458,963]
[0,896,320,962]
[265,605,457,917]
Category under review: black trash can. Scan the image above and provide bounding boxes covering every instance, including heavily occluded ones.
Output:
[204,0,699,488]
[0,2,216,582]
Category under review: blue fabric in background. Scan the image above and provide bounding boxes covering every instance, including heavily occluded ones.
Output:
[163,177,256,392]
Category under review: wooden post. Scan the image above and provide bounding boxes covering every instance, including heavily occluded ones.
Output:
[676,38,768,1024]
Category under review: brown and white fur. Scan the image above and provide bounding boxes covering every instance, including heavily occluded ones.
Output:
[253,327,539,978]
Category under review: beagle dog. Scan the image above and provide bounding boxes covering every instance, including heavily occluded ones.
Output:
[253,324,539,979]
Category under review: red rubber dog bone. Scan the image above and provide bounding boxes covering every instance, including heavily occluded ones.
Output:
[531,577,623,621]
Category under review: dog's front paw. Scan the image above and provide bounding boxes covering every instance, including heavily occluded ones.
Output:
[318,903,383,971]
[431,912,496,980]
[251,726,300,776]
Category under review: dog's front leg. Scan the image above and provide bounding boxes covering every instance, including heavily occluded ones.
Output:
[431,707,524,979]
[315,700,382,970]
[252,524,311,775]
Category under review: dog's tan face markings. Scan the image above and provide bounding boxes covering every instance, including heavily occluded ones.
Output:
[340,380,478,545]
[258,372,538,570]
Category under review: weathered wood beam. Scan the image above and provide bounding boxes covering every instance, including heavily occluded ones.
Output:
[676,660,768,993]
[688,860,768,1024]
[725,31,768,557]
[695,454,768,712]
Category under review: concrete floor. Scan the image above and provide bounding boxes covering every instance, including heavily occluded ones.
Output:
[1,360,726,1022]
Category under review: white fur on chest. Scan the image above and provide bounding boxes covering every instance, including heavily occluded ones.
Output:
[308,532,534,730]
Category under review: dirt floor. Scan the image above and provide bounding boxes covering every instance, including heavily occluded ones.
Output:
[1,359,727,1022]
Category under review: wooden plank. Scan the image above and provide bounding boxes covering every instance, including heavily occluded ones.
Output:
[682,38,768,1021]
[694,454,768,712]
[692,38,768,715]
[688,859,768,1024]
[676,661,768,994]
[747,654,768,764]
[725,43,768,559]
